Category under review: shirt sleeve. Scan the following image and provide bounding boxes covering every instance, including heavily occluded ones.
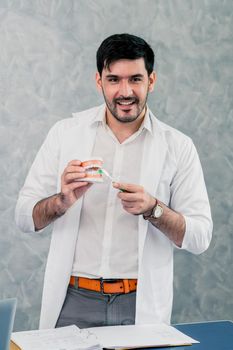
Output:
[15,122,61,233]
[170,138,213,254]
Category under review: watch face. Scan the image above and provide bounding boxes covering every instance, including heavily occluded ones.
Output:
[153,204,163,218]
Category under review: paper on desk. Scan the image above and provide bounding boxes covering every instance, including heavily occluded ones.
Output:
[11,325,101,350]
[89,323,199,349]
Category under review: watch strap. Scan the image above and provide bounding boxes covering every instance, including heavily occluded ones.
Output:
[143,199,158,220]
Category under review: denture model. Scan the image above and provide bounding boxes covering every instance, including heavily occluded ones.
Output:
[79,157,104,183]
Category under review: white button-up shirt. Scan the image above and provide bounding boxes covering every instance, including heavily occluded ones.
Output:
[72,110,152,278]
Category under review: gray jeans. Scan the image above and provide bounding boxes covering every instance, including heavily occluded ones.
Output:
[56,285,136,329]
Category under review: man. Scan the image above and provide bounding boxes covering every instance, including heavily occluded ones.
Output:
[15,33,212,329]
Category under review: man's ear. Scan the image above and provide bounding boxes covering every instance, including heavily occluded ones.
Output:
[96,72,102,91]
[148,71,157,92]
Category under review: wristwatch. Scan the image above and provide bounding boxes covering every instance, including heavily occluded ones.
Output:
[143,200,163,220]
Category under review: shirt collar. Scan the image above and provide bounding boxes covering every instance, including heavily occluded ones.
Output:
[91,105,153,135]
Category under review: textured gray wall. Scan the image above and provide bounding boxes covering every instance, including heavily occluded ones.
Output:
[0,0,232,331]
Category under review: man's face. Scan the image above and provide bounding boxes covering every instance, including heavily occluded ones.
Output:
[96,58,156,124]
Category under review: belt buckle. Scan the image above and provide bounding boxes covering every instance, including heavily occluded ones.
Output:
[100,278,115,295]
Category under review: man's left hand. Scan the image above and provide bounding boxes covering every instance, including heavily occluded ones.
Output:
[113,182,156,215]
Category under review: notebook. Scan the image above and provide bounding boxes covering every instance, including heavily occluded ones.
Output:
[11,325,101,350]
[11,322,198,349]
[0,298,17,350]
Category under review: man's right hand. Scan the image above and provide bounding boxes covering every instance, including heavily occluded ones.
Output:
[60,160,92,210]
[33,160,92,231]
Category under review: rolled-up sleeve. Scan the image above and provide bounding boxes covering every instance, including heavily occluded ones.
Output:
[170,137,213,254]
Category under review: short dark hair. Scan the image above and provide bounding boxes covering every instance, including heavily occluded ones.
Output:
[96,33,154,76]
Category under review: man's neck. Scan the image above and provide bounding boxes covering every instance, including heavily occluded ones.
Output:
[106,108,146,144]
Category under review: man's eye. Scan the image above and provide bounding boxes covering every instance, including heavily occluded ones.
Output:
[108,78,118,83]
[131,77,142,82]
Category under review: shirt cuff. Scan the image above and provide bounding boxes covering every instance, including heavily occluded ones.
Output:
[15,197,43,233]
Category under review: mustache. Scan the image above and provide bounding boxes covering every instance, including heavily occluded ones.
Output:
[114,96,139,104]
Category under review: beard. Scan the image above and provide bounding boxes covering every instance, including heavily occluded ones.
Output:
[102,91,149,123]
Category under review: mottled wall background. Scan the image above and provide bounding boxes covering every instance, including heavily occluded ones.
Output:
[0,0,232,331]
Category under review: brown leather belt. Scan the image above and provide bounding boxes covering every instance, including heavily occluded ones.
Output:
[70,276,137,294]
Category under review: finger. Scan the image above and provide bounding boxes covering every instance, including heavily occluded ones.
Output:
[67,160,82,167]
[113,182,143,193]
[65,165,85,174]
[123,206,141,215]
[121,199,137,205]
[66,181,90,191]
[118,192,139,201]
[64,172,86,183]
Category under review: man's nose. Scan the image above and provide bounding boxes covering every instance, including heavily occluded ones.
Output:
[119,80,133,97]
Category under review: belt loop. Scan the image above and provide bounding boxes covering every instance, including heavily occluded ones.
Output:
[100,278,104,293]
[123,279,130,294]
